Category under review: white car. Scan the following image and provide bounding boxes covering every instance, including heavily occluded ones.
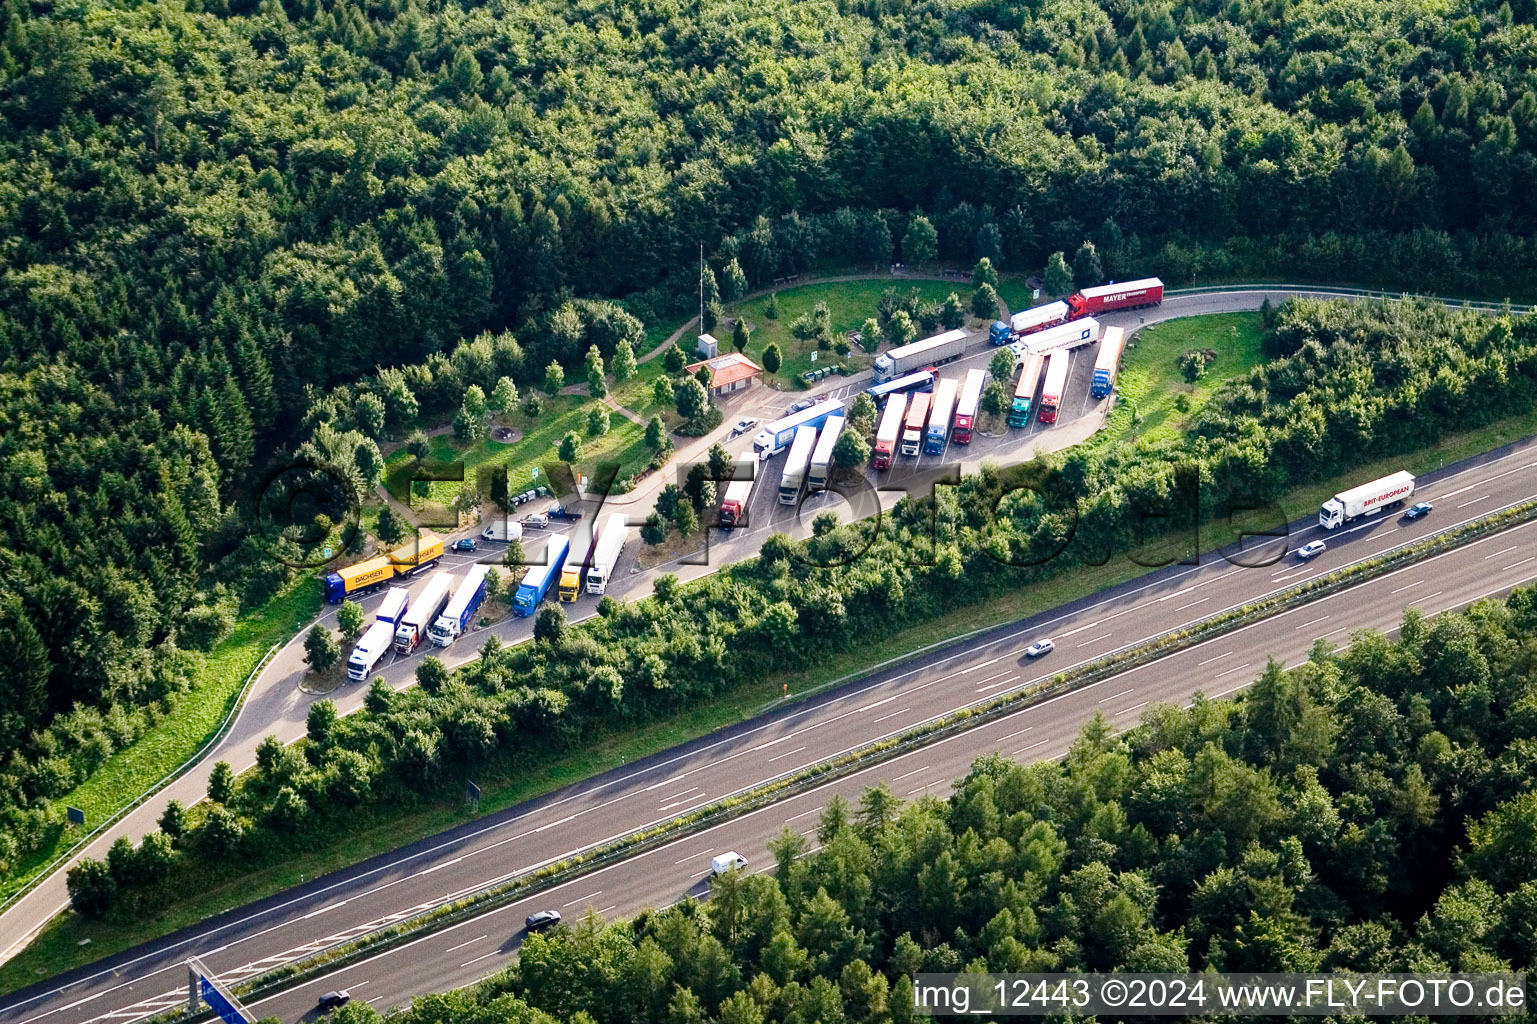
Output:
[1024,639,1054,658]
[711,852,748,875]
[1297,540,1327,560]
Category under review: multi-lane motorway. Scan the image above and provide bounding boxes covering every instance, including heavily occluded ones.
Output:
[6,423,1537,1024]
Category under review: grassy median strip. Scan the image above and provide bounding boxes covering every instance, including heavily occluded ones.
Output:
[145,493,1537,1024]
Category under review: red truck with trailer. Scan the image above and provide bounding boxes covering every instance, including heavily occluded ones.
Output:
[1065,277,1164,319]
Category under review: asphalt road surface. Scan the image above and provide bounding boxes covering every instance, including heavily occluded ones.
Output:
[6,429,1537,1024]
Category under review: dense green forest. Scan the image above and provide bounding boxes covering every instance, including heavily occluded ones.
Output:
[267,584,1537,1024]
[64,297,1537,915]
[9,0,1537,879]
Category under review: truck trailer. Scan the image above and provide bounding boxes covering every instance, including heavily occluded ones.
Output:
[393,571,454,654]
[779,425,819,504]
[901,392,931,456]
[924,377,958,455]
[323,531,445,603]
[1017,316,1102,358]
[952,369,984,444]
[429,565,489,647]
[865,370,934,407]
[1037,350,1071,425]
[872,329,967,383]
[719,449,758,528]
[753,400,845,456]
[584,514,628,594]
[513,534,570,616]
[808,414,845,492]
[988,300,1071,346]
[873,394,907,470]
[376,586,410,626]
[1319,471,1416,530]
[347,620,396,683]
[1008,353,1046,428]
[1090,326,1126,399]
[1065,278,1164,319]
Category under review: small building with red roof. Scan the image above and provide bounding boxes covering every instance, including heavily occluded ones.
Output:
[685,351,763,398]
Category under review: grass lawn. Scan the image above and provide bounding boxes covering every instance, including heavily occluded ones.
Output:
[0,580,320,907]
[384,395,650,512]
[1106,312,1268,445]
[11,381,1537,989]
[730,279,971,388]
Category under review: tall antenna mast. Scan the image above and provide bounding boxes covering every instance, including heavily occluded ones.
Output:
[698,242,704,331]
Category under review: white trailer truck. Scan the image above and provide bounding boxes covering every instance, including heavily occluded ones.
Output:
[393,571,454,653]
[871,328,967,383]
[347,620,396,682]
[584,514,628,594]
[375,586,409,626]
[1319,471,1416,530]
[807,414,845,492]
[779,425,819,505]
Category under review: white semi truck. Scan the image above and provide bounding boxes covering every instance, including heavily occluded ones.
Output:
[779,425,819,505]
[1319,471,1415,530]
[807,414,845,492]
[393,571,454,653]
[347,620,396,682]
[585,513,628,594]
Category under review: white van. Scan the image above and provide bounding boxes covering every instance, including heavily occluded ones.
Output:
[711,852,748,875]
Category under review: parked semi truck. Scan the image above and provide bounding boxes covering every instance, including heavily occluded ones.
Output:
[323,531,445,603]
[953,369,984,444]
[1319,471,1416,530]
[1037,350,1071,424]
[376,586,409,626]
[559,525,598,602]
[585,514,628,594]
[924,377,958,455]
[1090,326,1126,398]
[514,534,570,615]
[901,392,931,456]
[873,394,907,470]
[393,571,454,653]
[808,414,845,492]
[753,399,844,456]
[719,449,757,528]
[428,565,489,647]
[872,328,967,383]
[865,369,934,407]
[1066,277,1164,318]
[1008,353,1046,428]
[779,425,819,504]
[1015,316,1102,359]
[989,300,1070,346]
[347,620,396,682]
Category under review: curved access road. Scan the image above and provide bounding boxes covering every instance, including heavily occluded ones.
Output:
[4,391,1537,1024]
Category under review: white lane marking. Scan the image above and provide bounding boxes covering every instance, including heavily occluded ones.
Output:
[1013,739,1048,756]
[1115,702,1148,717]
[1077,633,1113,647]
[891,765,928,783]
[784,806,822,823]
[1214,662,1252,679]
[998,725,1033,742]
[460,952,498,968]
[1389,580,1424,595]
[1485,545,1518,559]
[767,746,806,762]
[1174,597,1209,611]
[443,935,485,954]
[1505,557,1535,571]
[1097,688,1134,704]
[1197,651,1232,666]
[674,849,711,864]
[1457,494,1490,509]
[562,890,602,908]
[1294,615,1329,630]
[872,707,911,724]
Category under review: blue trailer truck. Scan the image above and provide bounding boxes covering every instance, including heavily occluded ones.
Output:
[513,534,570,616]
[429,564,490,646]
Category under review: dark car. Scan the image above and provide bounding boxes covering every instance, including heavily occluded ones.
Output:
[1403,501,1433,521]
[317,991,351,1011]
[451,538,477,552]
[787,399,814,414]
[525,910,563,932]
